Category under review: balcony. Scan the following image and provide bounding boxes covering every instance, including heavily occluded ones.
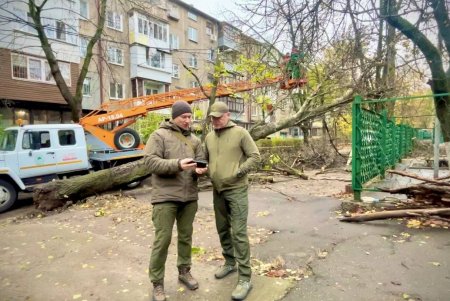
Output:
[218,35,238,51]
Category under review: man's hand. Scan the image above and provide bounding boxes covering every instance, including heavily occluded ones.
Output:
[179,158,197,170]
[195,167,208,175]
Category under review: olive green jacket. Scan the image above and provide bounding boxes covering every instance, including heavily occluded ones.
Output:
[205,121,261,193]
[144,121,204,204]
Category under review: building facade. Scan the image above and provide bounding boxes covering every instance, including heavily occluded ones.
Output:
[0,0,291,135]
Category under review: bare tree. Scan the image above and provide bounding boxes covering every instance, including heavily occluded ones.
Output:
[381,0,450,141]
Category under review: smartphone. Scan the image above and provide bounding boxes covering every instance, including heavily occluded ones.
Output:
[193,159,208,168]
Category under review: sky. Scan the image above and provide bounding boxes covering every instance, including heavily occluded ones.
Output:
[179,0,240,21]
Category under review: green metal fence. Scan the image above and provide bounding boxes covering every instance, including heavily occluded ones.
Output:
[351,95,416,200]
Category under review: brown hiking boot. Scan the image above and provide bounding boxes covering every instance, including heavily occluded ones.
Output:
[178,266,199,290]
[152,281,165,301]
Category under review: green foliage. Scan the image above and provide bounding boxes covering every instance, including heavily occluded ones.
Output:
[256,137,303,148]
[134,113,168,142]
[193,107,204,120]
[234,55,276,83]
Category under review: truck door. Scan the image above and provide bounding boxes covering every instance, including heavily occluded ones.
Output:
[17,130,58,179]
[54,128,90,173]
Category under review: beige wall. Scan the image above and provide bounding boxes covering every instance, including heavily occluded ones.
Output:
[168,0,219,90]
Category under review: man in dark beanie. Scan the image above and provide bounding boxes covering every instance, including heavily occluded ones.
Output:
[171,100,192,119]
[144,100,208,301]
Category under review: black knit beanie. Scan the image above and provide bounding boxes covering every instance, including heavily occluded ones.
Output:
[171,101,192,119]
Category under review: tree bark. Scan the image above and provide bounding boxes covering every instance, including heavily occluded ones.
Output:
[33,158,151,211]
[340,208,450,222]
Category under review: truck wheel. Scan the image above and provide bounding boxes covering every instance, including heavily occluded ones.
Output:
[0,179,17,213]
[114,129,140,150]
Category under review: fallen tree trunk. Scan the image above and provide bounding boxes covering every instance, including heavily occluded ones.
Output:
[273,166,308,180]
[387,170,450,186]
[33,158,151,211]
[340,208,450,222]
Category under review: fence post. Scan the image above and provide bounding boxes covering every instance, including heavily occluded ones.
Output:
[352,95,362,201]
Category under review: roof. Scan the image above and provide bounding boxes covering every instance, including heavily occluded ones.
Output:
[168,0,220,23]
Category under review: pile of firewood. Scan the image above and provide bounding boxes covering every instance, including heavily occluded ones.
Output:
[340,170,450,225]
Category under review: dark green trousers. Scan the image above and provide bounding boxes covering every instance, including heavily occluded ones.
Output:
[149,201,198,283]
[213,186,251,281]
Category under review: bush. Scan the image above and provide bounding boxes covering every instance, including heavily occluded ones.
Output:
[256,137,303,148]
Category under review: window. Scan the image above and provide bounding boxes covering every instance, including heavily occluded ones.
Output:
[40,19,77,44]
[189,54,198,68]
[191,81,200,88]
[138,17,149,35]
[188,27,198,42]
[151,51,165,69]
[58,62,71,85]
[12,54,27,79]
[80,37,88,57]
[107,47,123,65]
[107,11,123,31]
[187,12,197,21]
[144,81,159,95]
[80,0,89,18]
[0,130,18,151]
[169,34,179,50]
[32,109,47,124]
[59,130,76,146]
[11,54,70,85]
[83,77,91,96]
[227,99,244,112]
[251,104,258,116]
[151,21,168,42]
[172,64,180,78]
[44,62,54,82]
[29,59,42,80]
[22,131,50,149]
[13,8,34,33]
[207,49,215,61]
[56,21,66,41]
[206,22,214,35]
[110,82,124,99]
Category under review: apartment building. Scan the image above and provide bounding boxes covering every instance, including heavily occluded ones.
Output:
[0,0,81,126]
[0,0,278,132]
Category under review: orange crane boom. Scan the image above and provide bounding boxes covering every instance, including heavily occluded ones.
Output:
[79,77,306,150]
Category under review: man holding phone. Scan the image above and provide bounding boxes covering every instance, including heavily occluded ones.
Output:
[204,101,261,301]
[144,100,207,301]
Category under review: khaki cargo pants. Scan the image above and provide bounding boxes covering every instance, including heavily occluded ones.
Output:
[149,200,198,283]
[213,186,251,281]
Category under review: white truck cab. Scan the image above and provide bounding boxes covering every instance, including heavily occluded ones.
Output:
[0,124,91,212]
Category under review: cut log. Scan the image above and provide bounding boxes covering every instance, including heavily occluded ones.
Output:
[33,158,151,211]
[340,208,450,222]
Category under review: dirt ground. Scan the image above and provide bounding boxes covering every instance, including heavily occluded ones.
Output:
[0,168,352,301]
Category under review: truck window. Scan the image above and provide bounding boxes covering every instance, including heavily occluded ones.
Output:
[0,130,18,151]
[58,130,76,146]
[23,131,51,149]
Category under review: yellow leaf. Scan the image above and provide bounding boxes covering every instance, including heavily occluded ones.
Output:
[402,293,410,299]
[257,211,270,217]
[406,219,421,228]
[73,294,82,300]
[429,262,440,266]
[177,287,185,292]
